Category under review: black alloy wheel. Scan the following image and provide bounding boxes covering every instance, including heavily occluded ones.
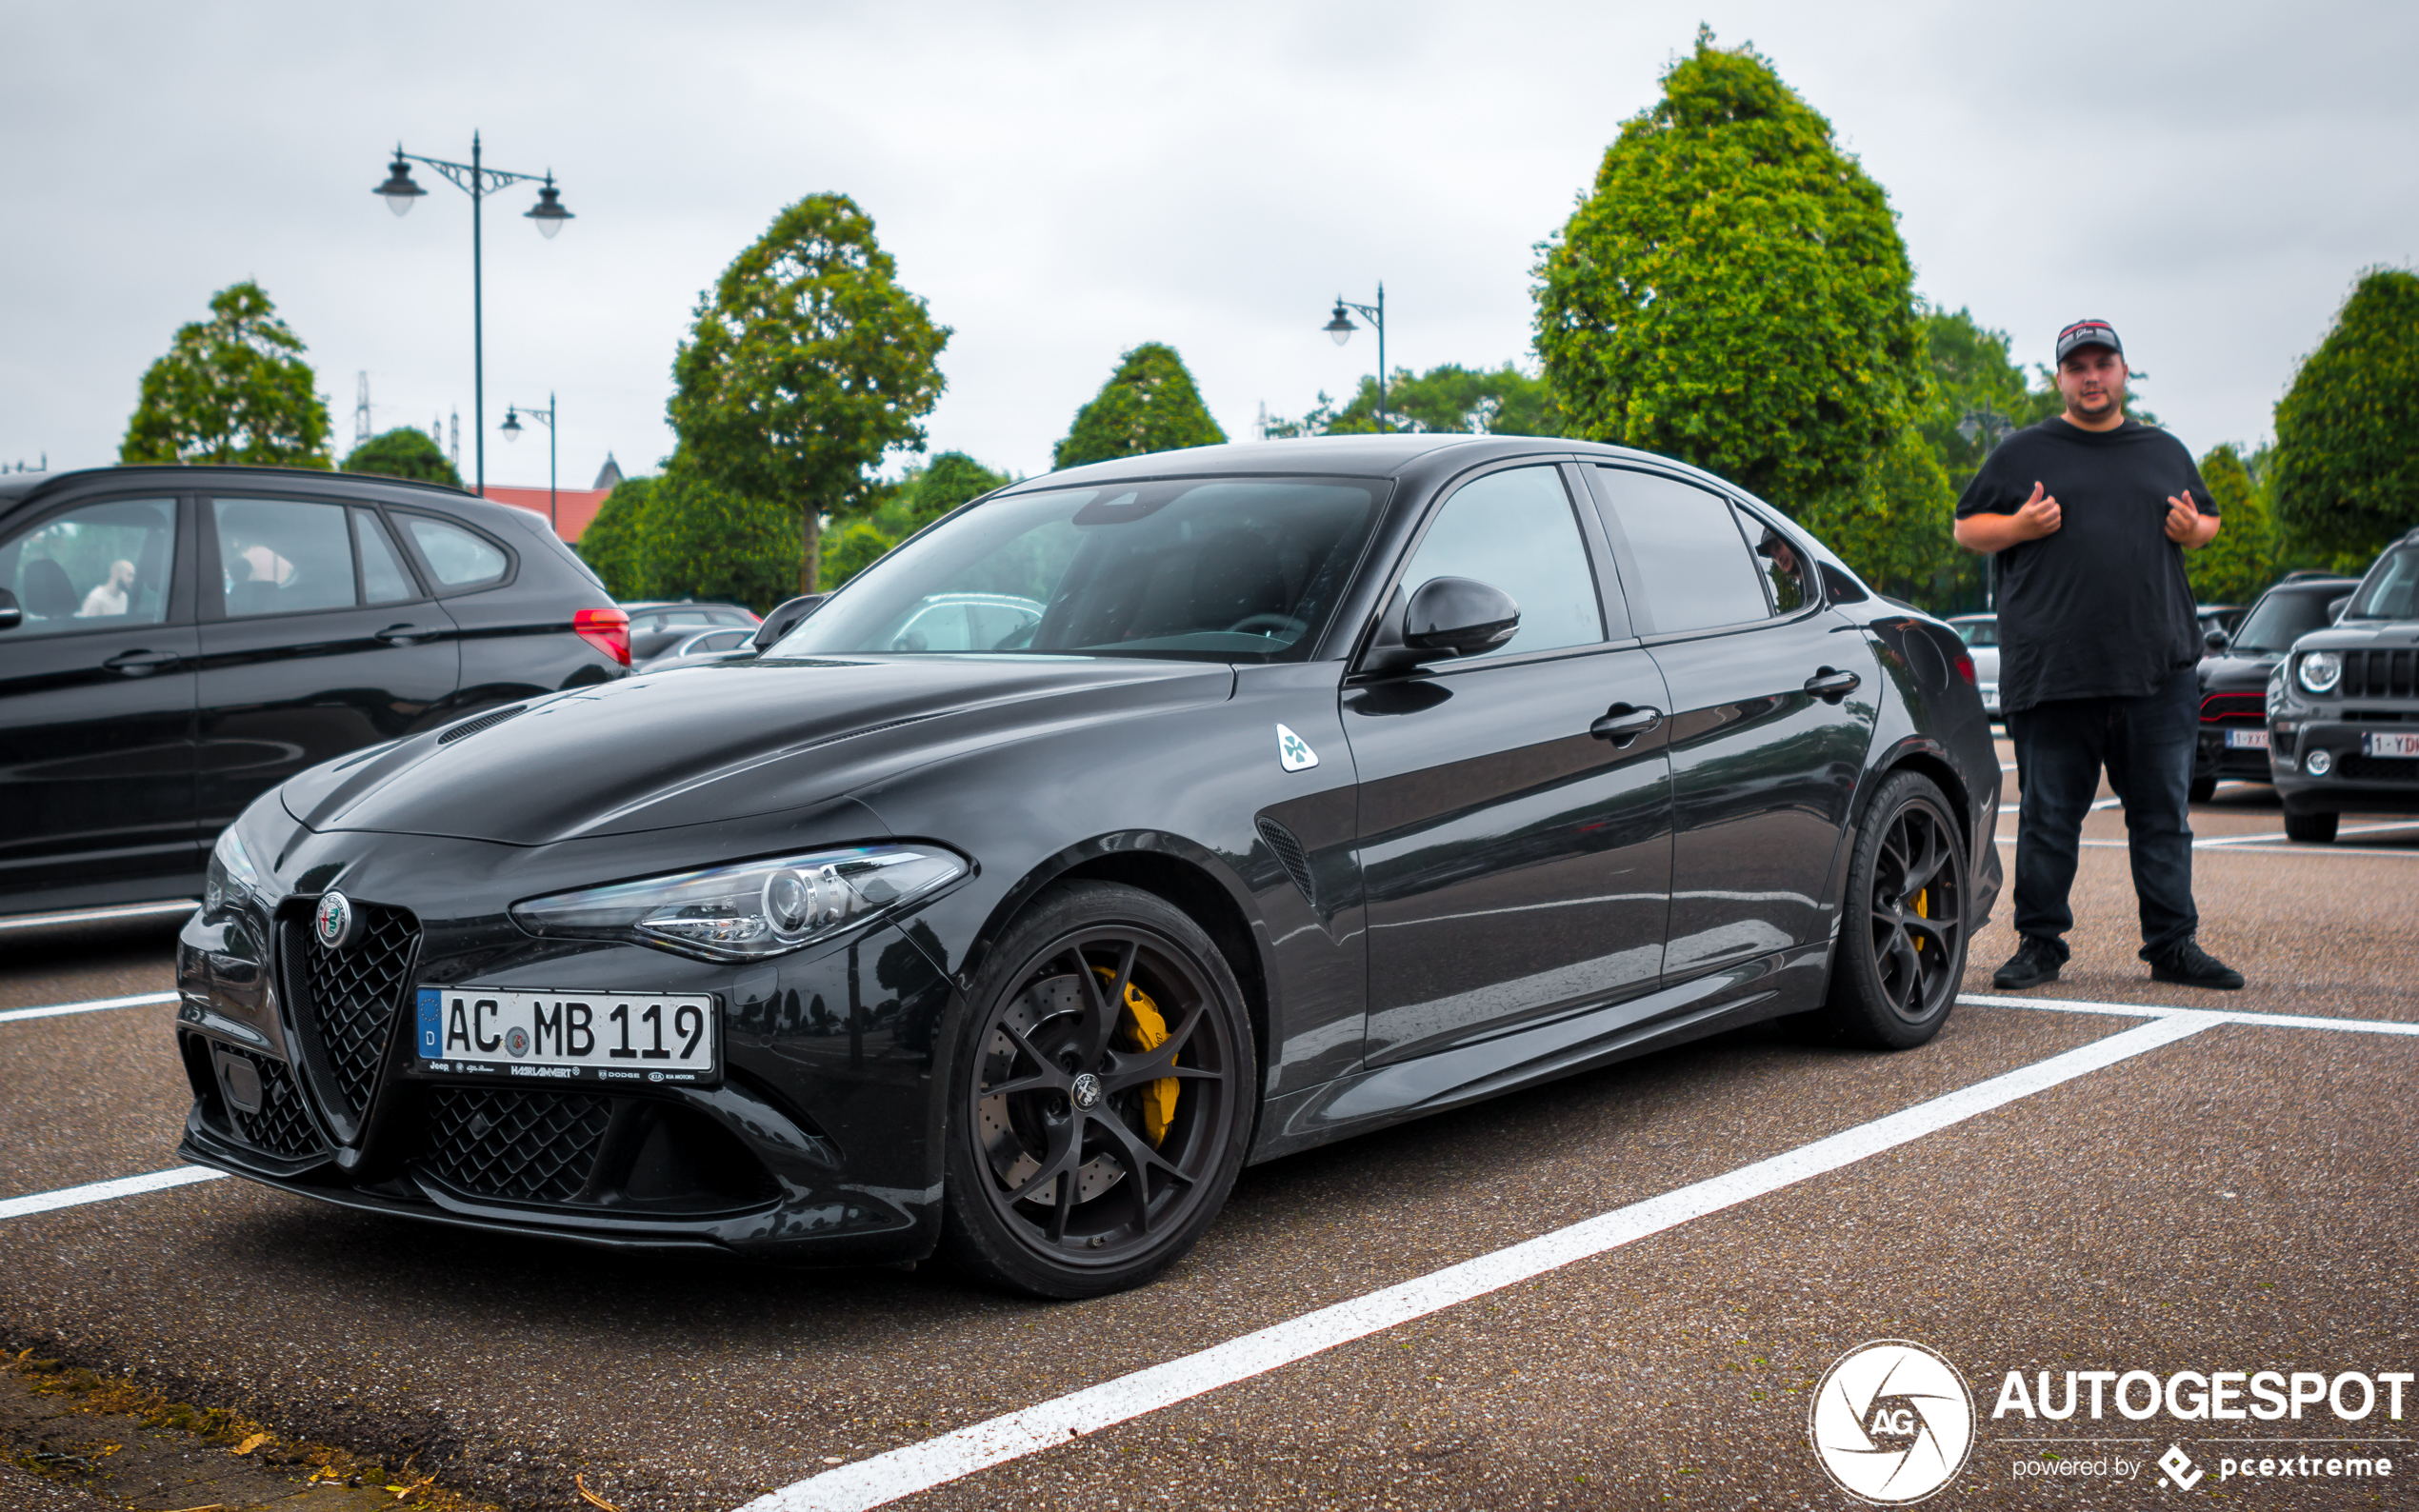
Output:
[1818,771,1969,1049]
[941,882,1254,1298]
[2283,808,2338,844]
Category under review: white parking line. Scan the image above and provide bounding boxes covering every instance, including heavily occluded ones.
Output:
[0,990,179,1026]
[1957,992,2419,1037]
[736,1014,2211,1512]
[0,1167,226,1222]
[2197,821,2419,846]
[1993,833,2419,856]
[0,900,197,932]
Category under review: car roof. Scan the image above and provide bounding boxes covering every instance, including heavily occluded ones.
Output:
[1008,432,1754,490]
[1,462,477,506]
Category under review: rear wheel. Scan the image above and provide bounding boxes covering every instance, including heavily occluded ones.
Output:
[941,882,1254,1298]
[1817,771,1969,1049]
[2189,774,2218,804]
[2283,808,2338,844]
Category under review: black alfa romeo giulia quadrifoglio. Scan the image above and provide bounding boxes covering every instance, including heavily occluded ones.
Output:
[175,435,2002,1296]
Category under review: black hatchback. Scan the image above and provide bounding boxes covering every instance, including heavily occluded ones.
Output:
[0,465,631,917]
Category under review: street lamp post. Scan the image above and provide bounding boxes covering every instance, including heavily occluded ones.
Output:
[1323,284,1387,430]
[1957,407,2015,611]
[500,394,558,532]
[374,135,572,495]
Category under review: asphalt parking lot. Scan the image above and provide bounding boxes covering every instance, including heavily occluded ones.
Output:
[4,742,2414,1512]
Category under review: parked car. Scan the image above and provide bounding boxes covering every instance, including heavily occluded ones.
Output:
[621,601,760,664]
[2190,574,2362,800]
[0,465,630,916]
[635,626,758,670]
[2268,531,2419,841]
[2196,603,2249,642]
[174,435,2001,1297]
[1946,614,2000,715]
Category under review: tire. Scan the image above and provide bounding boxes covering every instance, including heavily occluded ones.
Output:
[940,881,1255,1298]
[1817,771,1970,1050]
[2189,774,2218,804]
[2283,808,2338,844]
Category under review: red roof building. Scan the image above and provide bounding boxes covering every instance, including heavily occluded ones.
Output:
[479,454,625,544]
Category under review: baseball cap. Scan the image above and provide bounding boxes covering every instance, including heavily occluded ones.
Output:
[2055,319,2124,364]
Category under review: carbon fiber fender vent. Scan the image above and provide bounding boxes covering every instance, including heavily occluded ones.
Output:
[438,704,528,745]
[1255,817,1317,907]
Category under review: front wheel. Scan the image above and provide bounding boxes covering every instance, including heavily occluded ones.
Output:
[941,882,1255,1298]
[1817,771,1970,1049]
[2283,808,2338,844]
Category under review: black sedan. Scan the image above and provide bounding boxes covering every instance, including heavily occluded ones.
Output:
[1,465,631,917]
[173,436,2002,1297]
[2191,572,2360,800]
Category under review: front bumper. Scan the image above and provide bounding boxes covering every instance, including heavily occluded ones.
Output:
[2269,718,2419,815]
[2195,722,2275,786]
[175,823,960,1263]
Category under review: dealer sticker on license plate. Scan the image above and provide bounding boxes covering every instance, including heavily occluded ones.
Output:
[2366,731,2419,758]
[415,988,717,1084]
[2226,728,2271,749]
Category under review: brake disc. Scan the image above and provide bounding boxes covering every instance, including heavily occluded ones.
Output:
[978,973,1123,1204]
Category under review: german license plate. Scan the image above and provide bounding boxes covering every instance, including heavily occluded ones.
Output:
[2226,727,2270,749]
[2366,731,2419,758]
[415,988,717,1084]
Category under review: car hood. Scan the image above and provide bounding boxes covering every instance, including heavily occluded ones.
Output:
[2291,621,2419,654]
[283,656,1236,846]
[2197,650,2283,691]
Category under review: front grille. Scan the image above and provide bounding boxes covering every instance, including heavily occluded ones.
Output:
[2338,754,2419,783]
[287,904,419,1124]
[224,1049,325,1160]
[420,1086,612,1203]
[2199,691,2265,723]
[2340,648,2417,699]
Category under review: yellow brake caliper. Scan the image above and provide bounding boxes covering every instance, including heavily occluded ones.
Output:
[1095,967,1180,1144]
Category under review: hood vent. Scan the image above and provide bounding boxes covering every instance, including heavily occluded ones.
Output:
[438,704,528,746]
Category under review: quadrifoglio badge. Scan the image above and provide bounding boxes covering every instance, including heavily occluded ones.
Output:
[1807,1340,2410,1502]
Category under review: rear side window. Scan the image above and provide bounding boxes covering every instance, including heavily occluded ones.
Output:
[401,514,509,591]
[1589,469,1769,634]
[0,496,177,638]
[213,497,357,617]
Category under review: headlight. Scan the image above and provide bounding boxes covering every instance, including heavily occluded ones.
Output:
[2297,650,2341,694]
[510,844,969,962]
[205,826,264,913]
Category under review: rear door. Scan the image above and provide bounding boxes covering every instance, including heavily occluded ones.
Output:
[1345,462,1675,1065]
[195,491,461,837]
[0,492,199,901]
[1583,467,1877,976]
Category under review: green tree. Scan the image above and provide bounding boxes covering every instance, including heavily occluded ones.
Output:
[668,193,950,594]
[577,475,654,599]
[120,281,334,468]
[1053,343,1227,468]
[638,459,802,611]
[825,450,1015,589]
[2272,267,2419,570]
[820,520,897,591]
[342,427,462,488]
[1532,28,1925,507]
[2189,444,2276,606]
[1274,363,1561,438]
[1796,425,1958,605]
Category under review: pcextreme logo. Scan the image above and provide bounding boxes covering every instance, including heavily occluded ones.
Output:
[1809,1340,1977,1504]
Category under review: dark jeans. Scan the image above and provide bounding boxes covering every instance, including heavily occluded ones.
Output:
[2007,666,2200,959]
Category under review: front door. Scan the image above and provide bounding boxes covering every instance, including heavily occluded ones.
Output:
[1582,467,1878,976]
[0,493,200,903]
[196,493,461,836]
[1347,463,1675,1066]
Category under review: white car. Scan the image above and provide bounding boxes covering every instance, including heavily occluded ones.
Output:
[1947,614,2001,716]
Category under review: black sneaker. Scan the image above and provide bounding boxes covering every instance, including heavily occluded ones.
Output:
[1991,936,2064,991]
[2148,936,2245,991]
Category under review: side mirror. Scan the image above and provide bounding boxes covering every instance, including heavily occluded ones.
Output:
[1358,577,1521,675]
[751,593,826,651]
[2204,627,2229,653]
[0,587,17,632]
[2327,595,2351,623]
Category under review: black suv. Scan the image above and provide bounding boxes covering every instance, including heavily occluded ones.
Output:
[2192,572,2361,800]
[2269,531,2419,841]
[0,465,631,915]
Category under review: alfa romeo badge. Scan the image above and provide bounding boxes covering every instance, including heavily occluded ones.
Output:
[313,891,355,951]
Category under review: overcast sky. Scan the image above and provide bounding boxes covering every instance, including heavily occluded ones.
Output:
[5,1,2414,498]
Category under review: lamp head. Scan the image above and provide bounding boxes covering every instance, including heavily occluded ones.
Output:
[527,174,572,238]
[501,408,522,441]
[375,148,425,217]
[1324,300,1355,347]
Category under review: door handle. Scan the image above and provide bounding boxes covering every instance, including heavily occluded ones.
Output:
[1589,704,1663,746]
[374,624,432,645]
[1804,666,1861,703]
[102,649,179,676]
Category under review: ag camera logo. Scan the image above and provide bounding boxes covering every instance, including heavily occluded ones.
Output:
[1809,1340,1976,1504]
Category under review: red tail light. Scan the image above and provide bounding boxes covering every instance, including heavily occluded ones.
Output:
[574,606,630,666]
[1954,650,1976,686]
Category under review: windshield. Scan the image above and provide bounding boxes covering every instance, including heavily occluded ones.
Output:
[1950,619,1998,647]
[772,477,1387,663]
[2348,547,2419,623]
[2232,587,2342,654]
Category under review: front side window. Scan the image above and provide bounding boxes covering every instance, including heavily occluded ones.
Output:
[213,498,356,617]
[2348,547,2419,623]
[774,476,1386,663]
[1590,469,1770,634]
[1395,466,1603,660]
[402,514,509,591]
[0,497,177,639]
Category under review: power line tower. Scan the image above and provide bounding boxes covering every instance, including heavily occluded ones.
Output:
[354,372,373,448]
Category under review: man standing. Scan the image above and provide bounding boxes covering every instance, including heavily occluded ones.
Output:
[1953,319,2243,991]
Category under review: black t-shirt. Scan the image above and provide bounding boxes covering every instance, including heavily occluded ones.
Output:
[1954,418,2216,712]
